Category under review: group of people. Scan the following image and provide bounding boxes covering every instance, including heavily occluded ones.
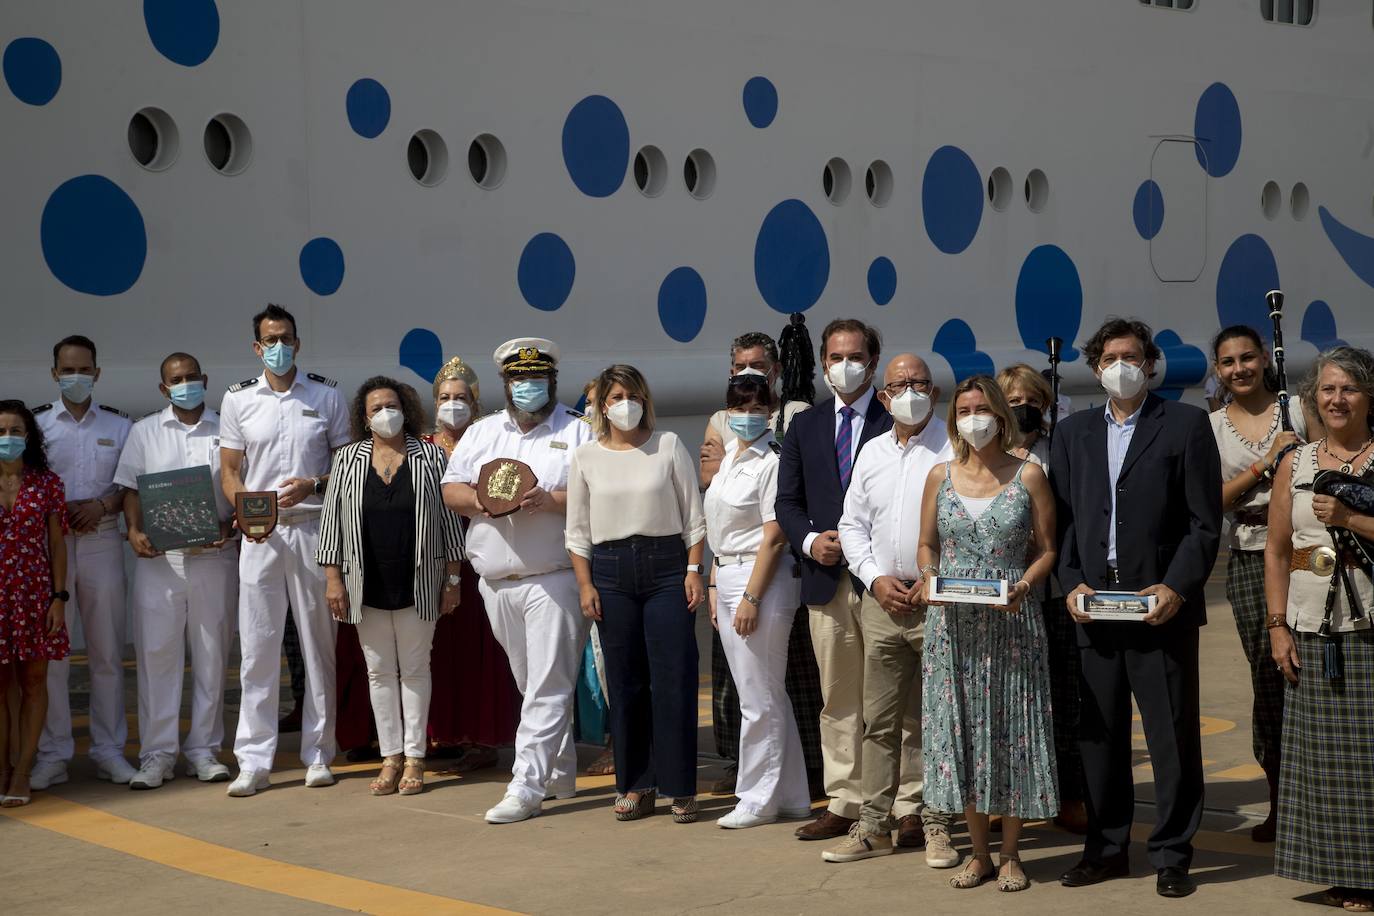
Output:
[0,307,1370,908]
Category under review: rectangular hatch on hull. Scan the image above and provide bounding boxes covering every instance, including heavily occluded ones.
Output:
[1148,137,1208,283]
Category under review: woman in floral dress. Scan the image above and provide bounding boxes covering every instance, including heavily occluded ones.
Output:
[0,400,69,806]
[916,376,1059,892]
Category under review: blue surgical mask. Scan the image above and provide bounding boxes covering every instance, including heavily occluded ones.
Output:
[510,379,550,413]
[727,411,769,442]
[260,341,295,376]
[58,373,95,403]
[0,435,25,461]
[168,380,206,410]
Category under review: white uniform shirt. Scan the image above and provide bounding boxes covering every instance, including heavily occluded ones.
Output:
[838,420,953,590]
[114,406,233,522]
[217,371,350,512]
[36,399,132,502]
[704,432,780,557]
[442,403,593,580]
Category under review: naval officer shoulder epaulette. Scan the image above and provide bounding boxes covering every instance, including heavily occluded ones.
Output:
[228,377,259,393]
[140,408,162,420]
[99,404,129,418]
[769,440,781,456]
[307,372,337,388]
[31,403,52,415]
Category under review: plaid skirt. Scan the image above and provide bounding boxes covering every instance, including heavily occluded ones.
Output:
[1275,628,1374,890]
[1226,549,1285,774]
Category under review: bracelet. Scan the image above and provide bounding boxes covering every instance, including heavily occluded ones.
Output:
[1250,462,1264,481]
[1015,579,1031,593]
[741,590,761,607]
[1264,614,1287,630]
[707,584,716,590]
[920,565,939,579]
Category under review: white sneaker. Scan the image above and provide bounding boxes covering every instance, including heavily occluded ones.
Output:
[129,758,176,790]
[717,807,778,829]
[485,794,542,824]
[226,769,270,797]
[29,760,68,791]
[95,757,138,784]
[185,757,231,783]
[304,764,336,787]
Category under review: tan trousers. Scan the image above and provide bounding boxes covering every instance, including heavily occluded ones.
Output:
[808,575,923,820]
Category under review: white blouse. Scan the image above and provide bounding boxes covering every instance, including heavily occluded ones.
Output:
[703,432,779,557]
[565,430,706,557]
[1210,402,1307,550]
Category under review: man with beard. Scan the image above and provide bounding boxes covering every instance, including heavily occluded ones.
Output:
[442,338,593,823]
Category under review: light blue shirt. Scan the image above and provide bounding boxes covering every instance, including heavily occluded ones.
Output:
[1105,401,1143,565]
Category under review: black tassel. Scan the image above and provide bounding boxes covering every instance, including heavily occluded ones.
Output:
[777,313,816,408]
[1325,637,1343,680]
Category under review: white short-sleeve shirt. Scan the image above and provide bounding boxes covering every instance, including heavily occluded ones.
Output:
[704,432,781,557]
[35,399,132,502]
[115,405,233,522]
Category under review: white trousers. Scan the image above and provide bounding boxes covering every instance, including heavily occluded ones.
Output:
[233,520,336,771]
[716,562,811,816]
[355,606,436,759]
[131,546,237,766]
[39,530,127,764]
[478,569,588,804]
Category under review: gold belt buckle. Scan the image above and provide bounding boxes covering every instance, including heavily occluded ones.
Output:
[1312,546,1338,577]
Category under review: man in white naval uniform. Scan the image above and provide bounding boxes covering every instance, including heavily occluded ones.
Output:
[442,338,592,824]
[219,305,350,796]
[31,335,136,789]
[115,352,238,789]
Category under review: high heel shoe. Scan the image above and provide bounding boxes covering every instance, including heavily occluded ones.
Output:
[613,788,657,821]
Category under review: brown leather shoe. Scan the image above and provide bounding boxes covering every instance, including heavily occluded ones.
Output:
[795,810,856,841]
[896,814,926,848]
[1054,799,1089,835]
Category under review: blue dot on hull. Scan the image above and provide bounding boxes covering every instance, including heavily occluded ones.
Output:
[346,78,391,139]
[562,95,630,198]
[1015,246,1082,361]
[658,267,708,342]
[299,237,345,296]
[41,175,147,296]
[867,257,897,306]
[518,233,576,312]
[922,145,982,255]
[399,328,444,384]
[742,77,778,128]
[1133,180,1164,240]
[932,318,994,383]
[1216,234,1279,341]
[754,199,830,314]
[1194,82,1242,178]
[3,38,61,106]
[143,0,220,67]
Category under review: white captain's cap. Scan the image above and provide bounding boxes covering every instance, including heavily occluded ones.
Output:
[493,337,560,375]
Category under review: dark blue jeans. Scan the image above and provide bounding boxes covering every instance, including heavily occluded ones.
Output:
[592,535,699,798]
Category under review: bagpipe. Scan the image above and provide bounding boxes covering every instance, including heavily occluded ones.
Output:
[1305,467,1374,677]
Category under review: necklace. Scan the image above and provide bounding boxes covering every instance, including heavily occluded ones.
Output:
[1321,436,1374,474]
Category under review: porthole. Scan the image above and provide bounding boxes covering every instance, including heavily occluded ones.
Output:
[467,133,506,189]
[1290,181,1310,221]
[865,160,893,207]
[203,113,253,176]
[633,145,667,198]
[1261,180,1282,220]
[1024,168,1049,212]
[407,129,448,187]
[127,107,179,172]
[823,157,851,205]
[684,148,716,200]
[987,167,1012,211]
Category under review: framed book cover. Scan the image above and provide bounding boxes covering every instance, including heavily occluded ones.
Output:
[928,575,1009,606]
[137,465,222,551]
[1078,590,1156,621]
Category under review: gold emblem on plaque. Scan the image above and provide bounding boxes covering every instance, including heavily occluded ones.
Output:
[1312,545,1338,577]
[487,461,522,502]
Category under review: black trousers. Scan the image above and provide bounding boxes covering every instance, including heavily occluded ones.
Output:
[1077,624,1203,870]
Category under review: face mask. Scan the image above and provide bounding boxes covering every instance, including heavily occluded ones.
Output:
[734,367,767,378]
[260,342,295,376]
[1099,360,1147,400]
[368,407,404,438]
[167,380,206,410]
[1011,404,1043,435]
[606,400,643,432]
[436,400,472,430]
[956,414,1000,450]
[888,389,932,426]
[0,436,25,461]
[510,379,549,413]
[826,359,869,395]
[727,411,769,442]
[58,374,95,403]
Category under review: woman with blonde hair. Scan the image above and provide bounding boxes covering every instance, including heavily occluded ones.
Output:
[996,364,1053,466]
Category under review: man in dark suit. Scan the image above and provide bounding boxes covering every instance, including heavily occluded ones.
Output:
[1049,318,1222,899]
[776,318,895,841]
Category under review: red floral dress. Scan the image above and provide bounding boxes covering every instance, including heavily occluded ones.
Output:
[0,467,70,663]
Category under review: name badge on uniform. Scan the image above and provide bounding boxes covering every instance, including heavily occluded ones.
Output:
[301,408,320,418]
[97,437,115,447]
[549,441,567,450]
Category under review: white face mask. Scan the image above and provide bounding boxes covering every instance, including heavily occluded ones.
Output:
[826,359,869,395]
[1099,360,1147,400]
[436,400,471,430]
[734,367,767,378]
[369,407,404,438]
[956,414,1000,450]
[606,399,643,432]
[888,389,932,426]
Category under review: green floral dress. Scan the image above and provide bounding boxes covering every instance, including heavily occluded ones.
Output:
[922,461,1059,818]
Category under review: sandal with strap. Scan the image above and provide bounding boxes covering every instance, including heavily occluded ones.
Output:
[670,796,698,824]
[398,758,425,796]
[997,857,1030,892]
[1325,888,1374,913]
[370,756,403,796]
[585,746,616,777]
[0,769,31,808]
[950,856,995,889]
[613,788,657,821]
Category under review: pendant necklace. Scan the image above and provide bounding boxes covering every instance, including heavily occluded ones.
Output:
[1322,436,1374,474]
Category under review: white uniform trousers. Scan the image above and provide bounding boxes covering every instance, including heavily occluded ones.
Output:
[478,569,588,804]
[39,528,128,765]
[233,519,336,771]
[355,606,436,759]
[716,562,811,816]
[132,545,237,765]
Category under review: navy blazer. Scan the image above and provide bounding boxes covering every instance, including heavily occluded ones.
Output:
[776,392,893,605]
[1049,393,1222,632]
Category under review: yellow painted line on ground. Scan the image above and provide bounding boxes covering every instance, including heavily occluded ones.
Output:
[0,795,518,915]
[1211,763,1267,781]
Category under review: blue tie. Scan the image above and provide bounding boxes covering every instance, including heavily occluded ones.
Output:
[836,405,856,490]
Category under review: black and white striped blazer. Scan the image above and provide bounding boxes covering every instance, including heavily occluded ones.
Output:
[316,435,465,623]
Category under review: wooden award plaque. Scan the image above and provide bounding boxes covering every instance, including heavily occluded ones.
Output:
[235,491,279,539]
[476,458,536,518]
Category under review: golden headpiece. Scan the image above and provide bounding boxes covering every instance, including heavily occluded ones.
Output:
[432,356,481,412]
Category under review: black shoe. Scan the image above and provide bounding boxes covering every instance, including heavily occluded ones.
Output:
[345,744,381,763]
[1156,867,1196,898]
[1060,854,1130,887]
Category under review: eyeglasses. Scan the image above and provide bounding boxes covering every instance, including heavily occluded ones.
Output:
[258,335,297,347]
[883,379,933,396]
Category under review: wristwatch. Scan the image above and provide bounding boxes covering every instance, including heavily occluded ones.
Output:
[52,590,70,602]
[313,476,326,496]
[446,574,461,587]
[686,563,704,575]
